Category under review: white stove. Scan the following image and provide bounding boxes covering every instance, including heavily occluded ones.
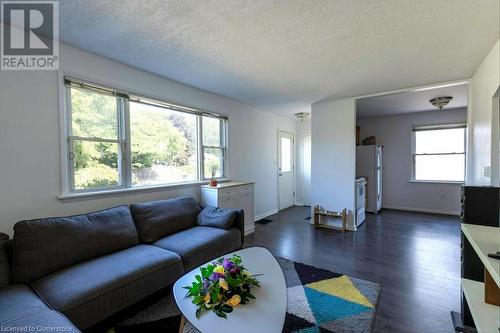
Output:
[355,177,367,228]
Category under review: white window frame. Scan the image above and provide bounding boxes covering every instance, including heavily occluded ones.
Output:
[410,123,466,183]
[62,76,228,196]
[201,115,228,180]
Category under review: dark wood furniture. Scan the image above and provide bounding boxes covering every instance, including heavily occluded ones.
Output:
[453,185,500,333]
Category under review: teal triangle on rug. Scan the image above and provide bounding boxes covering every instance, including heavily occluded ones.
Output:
[303,286,373,324]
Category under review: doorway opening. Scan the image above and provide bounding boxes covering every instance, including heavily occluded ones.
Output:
[301,134,312,206]
[278,129,295,211]
[355,81,468,218]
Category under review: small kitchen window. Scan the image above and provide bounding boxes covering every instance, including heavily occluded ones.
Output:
[411,124,466,182]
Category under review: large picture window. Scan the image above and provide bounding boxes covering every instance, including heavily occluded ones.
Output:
[412,124,466,182]
[65,77,228,193]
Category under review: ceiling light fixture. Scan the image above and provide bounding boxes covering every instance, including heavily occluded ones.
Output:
[429,96,453,110]
[294,112,310,121]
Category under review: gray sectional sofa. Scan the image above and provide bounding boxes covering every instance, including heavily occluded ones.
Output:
[0,196,244,332]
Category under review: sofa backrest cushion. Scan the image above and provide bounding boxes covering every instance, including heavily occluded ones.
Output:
[11,205,139,284]
[0,233,10,288]
[131,196,201,243]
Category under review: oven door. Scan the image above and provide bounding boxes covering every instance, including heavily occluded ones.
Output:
[356,181,366,210]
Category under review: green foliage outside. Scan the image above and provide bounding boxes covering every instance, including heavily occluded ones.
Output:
[71,88,117,139]
[71,89,119,189]
[130,104,197,184]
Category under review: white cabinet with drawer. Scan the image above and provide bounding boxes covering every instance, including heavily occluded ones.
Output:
[201,181,255,236]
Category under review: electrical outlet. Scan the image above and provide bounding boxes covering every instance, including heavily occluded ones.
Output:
[482,166,491,177]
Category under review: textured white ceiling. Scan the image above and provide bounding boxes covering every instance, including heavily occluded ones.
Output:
[59,0,499,116]
[356,83,468,118]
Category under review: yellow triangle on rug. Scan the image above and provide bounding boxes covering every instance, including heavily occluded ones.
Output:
[306,275,373,308]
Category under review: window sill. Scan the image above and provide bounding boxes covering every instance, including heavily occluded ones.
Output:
[58,179,231,202]
[408,179,465,185]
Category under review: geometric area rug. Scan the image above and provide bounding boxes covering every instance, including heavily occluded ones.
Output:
[108,257,380,333]
[278,258,380,333]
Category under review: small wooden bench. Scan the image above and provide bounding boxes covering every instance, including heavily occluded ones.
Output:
[313,206,347,232]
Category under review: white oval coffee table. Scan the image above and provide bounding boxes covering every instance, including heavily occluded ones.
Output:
[173,247,286,333]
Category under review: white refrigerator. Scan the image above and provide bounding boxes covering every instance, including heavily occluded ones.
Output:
[356,145,382,213]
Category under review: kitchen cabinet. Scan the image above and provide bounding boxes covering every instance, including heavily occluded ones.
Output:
[201,181,255,236]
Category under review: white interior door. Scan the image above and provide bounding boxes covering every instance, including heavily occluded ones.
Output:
[278,130,294,210]
[302,135,312,206]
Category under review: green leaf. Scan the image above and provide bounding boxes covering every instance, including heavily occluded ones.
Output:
[226,275,240,287]
[193,295,204,304]
[215,310,227,318]
[227,277,241,287]
[212,287,220,302]
[195,308,201,318]
[221,305,233,313]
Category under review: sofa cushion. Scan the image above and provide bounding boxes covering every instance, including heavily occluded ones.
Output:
[131,196,201,243]
[153,226,241,271]
[197,207,238,230]
[32,244,182,330]
[0,284,80,332]
[0,233,10,288]
[12,206,139,284]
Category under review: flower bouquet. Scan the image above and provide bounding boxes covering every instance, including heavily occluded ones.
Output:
[183,255,260,318]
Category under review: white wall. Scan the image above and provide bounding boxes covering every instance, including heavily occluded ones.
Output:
[311,99,356,229]
[0,43,295,235]
[357,108,467,215]
[295,118,311,206]
[467,40,500,185]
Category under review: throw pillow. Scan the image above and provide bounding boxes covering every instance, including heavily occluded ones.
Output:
[197,207,238,230]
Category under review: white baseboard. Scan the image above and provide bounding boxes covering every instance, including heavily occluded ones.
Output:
[254,209,279,222]
[244,226,255,236]
[248,209,278,236]
[382,205,460,216]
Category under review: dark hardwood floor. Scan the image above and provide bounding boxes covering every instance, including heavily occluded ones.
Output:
[245,207,461,333]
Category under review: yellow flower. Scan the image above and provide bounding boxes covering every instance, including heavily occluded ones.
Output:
[203,294,211,303]
[213,265,225,275]
[219,278,228,290]
[226,294,241,307]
